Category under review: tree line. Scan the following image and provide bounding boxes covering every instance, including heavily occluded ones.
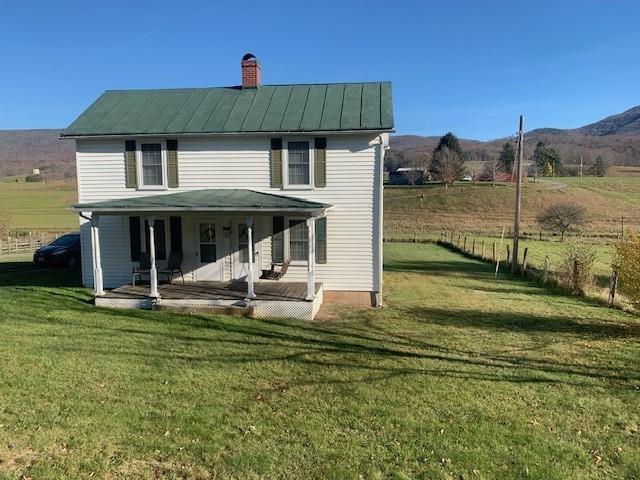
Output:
[386,133,609,185]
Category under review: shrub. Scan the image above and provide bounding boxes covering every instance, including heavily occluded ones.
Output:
[25,174,42,182]
[614,234,640,308]
[559,242,596,295]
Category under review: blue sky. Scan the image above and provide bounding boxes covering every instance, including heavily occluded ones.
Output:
[1,0,638,140]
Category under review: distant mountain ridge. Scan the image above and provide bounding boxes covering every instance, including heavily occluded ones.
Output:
[0,129,74,179]
[0,105,639,179]
[392,105,640,167]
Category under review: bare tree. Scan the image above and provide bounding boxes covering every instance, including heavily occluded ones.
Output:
[405,154,427,187]
[537,202,587,241]
[430,147,464,187]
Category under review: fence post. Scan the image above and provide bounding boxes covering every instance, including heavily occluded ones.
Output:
[522,247,528,276]
[413,228,417,243]
[506,245,511,265]
[492,242,496,262]
[463,236,467,252]
[472,238,476,255]
[539,229,542,241]
[457,235,461,247]
[543,256,549,285]
[450,231,454,244]
[481,240,485,259]
[609,270,619,307]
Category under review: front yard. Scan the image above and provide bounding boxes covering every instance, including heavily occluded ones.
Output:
[0,244,638,479]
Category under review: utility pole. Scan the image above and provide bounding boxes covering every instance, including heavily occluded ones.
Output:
[512,115,524,273]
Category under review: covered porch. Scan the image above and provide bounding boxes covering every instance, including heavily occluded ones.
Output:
[74,189,330,320]
[96,280,324,320]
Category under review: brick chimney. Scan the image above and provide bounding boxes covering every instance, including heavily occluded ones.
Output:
[241,53,261,88]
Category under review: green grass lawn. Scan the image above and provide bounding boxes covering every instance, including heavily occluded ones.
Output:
[0,177,77,232]
[1,244,639,479]
[440,235,616,286]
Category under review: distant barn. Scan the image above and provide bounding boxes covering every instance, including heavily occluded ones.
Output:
[389,167,426,185]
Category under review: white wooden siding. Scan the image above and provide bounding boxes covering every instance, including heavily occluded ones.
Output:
[76,135,380,292]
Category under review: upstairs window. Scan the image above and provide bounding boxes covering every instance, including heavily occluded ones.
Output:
[286,141,311,186]
[140,143,164,186]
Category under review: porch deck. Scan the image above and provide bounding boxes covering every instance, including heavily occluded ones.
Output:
[96,281,324,320]
[104,281,322,302]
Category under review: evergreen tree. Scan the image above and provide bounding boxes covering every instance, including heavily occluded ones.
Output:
[433,132,464,156]
[533,141,563,176]
[594,156,607,177]
[498,143,515,173]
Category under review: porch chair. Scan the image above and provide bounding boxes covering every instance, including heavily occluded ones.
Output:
[159,251,185,285]
[260,260,290,280]
[132,253,151,286]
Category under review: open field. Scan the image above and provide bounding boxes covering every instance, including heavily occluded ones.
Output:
[1,243,639,479]
[385,177,640,238]
[0,176,77,233]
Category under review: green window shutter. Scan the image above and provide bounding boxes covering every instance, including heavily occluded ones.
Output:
[314,137,327,188]
[169,216,182,252]
[272,216,285,263]
[125,140,137,188]
[315,216,327,264]
[271,138,283,188]
[167,139,179,188]
[129,216,141,261]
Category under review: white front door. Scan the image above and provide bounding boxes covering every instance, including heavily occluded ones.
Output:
[195,221,223,281]
[232,220,259,281]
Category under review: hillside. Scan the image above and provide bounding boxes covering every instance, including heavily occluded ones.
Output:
[0,129,75,179]
[392,105,640,168]
[384,177,640,238]
[573,105,640,136]
[1,105,640,180]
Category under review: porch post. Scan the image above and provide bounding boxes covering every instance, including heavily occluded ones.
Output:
[306,217,316,301]
[246,216,256,299]
[91,214,104,297]
[148,217,160,298]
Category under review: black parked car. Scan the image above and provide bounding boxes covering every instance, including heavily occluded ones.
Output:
[33,233,81,268]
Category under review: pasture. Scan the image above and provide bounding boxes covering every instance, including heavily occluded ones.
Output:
[384,177,640,238]
[0,176,77,233]
[0,243,639,479]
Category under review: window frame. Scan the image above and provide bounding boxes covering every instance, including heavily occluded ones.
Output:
[285,217,309,265]
[283,138,314,190]
[136,139,168,190]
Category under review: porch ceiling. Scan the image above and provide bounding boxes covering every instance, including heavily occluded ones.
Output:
[74,188,331,214]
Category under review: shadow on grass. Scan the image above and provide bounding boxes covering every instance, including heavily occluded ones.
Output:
[0,260,82,288]
[3,244,639,392]
[12,286,640,391]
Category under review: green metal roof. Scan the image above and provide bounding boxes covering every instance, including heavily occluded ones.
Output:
[74,189,331,213]
[62,82,394,137]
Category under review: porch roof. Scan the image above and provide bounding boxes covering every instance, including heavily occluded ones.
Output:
[74,189,331,214]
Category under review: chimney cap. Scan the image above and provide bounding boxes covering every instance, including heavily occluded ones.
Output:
[242,53,258,62]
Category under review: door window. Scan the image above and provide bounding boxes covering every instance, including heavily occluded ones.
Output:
[199,223,216,263]
[238,223,249,263]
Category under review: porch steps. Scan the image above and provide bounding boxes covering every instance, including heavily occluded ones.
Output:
[153,303,255,317]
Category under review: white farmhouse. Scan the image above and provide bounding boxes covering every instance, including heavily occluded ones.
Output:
[62,54,393,320]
